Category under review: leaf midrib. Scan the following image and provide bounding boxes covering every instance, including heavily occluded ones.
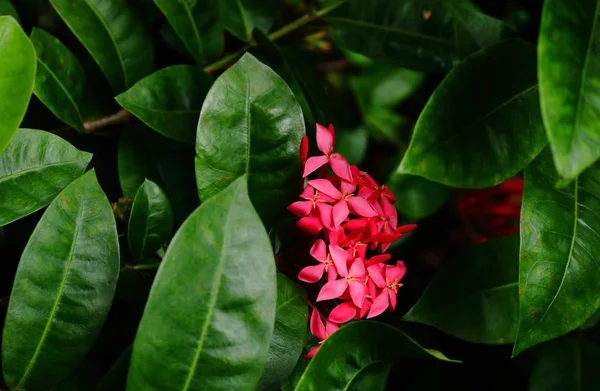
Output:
[36,59,83,129]
[178,0,204,60]
[235,0,251,41]
[341,361,386,391]
[0,159,86,184]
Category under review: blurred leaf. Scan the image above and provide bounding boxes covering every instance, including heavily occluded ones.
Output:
[116,65,213,145]
[280,358,310,391]
[31,28,88,132]
[335,126,368,166]
[530,337,600,391]
[0,0,19,22]
[127,178,276,391]
[388,174,449,220]
[538,0,600,182]
[364,106,409,145]
[98,346,131,391]
[195,53,305,228]
[1,171,119,390]
[0,129,91,226]
[257,273,307,391]
[128,179,174,262]
[294,322,458,390]
[221,0,275,42]
[50,0,153,93]
[514,150,600,355]
[0,16,36,155]
[154,0,223,64]
[346,362,391,391]
[351,64,424,109]
[405,235,519,344]
[49,359,102,391]
[399,39,546,188]
[114,268,156,302]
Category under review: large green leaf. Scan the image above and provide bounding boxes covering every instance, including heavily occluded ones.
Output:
[529,337,600,391]
[1,170,119,390]
[328,0,510,72]
[220,0,275,42]
[405,235,520,344]
[0,0,19,22]
[195,53,305,227]
[538,0,600,182]
[398,39,547,188]
[128,179,174,262]
[116,65,213,145]
[514,150,600,355]
[257,273,307,391]
[0,16,36,155]
[31,28,88,132]
[293,321,458,390]
[388,173,450,220]
[0,129,91,227]
[126,177,276,391]
[346,362,391,391]
[50,0,153,93]
[154,0,223,64]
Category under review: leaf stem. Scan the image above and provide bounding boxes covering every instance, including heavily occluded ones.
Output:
[121,262,161,272]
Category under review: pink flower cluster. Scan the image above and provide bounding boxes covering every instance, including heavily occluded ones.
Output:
[287,123,417,357]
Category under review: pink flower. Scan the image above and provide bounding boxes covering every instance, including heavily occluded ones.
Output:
[302,124,353,182]
[367,261,407,318]
[317,257,367,308]
[306,307,339,358]
[298,239,338,283]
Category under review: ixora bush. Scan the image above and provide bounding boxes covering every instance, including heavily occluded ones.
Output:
[2,0,600,389]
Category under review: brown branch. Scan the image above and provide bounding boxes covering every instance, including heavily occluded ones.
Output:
[83,109,131,134]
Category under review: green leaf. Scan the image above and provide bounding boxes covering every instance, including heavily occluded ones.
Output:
[388,174,450,220]
[98,346,132,391]
[514,150,600,355]
[30,28,88,132]
[127,177,276,391]
[128,179,174,262]
[257,273,307,391]
[0,16,36,155]
[405,235,520,344]
[351,64,424,109]
[530,337,600,391]
[220,0,275,42]
[0,129,92,227]
[195,53,305,228]
[293,321,459,390]
[398,39,547,188]
[50,0,153,93]
[1,170,120,390]
[538,0,600,182]
[335,126,368,167]
[0,0,19,22]
[154,0,223,64]
[116,65,212,145]
[345,362,391,391]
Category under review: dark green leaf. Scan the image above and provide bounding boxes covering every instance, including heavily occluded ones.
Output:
[335,126,368,166]
[128,179,174,262]
[351,64,424,109]
[127,177,276,391]
[280,358,310,391]
[388,174,449,220]
[257,273,307,391]
[50,0,153,93]
[346,362,391,391]
[0,129,92,226]
[530,338,600,391]
[98,346,132,391]
[195,53,305,227]
[538,0,600,182]
[154,0,223,64]
[294,321,458,390]
[0,0,19,22]
[220,0,275,42]
[398,39,547,188]
[31,28,88,132]
[514,150,600,355]
[405,235,520,344]
[1,170,120,390]
[0,16,36,154]
[116,65,212,145]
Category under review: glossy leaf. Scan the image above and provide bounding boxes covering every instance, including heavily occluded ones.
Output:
[538,0,600,182]
[31,28,87,132]
[257,273,307,391]
[0,129,91,226]
[514,150,600,355]
[127,177,276,391]
[154,0,223,64]
[0,0,19,22]
[398,39,547,188]
[388,174,449,220]
[195,53,305,227]
[529,337,600,391]
[2,170,120,390]
[50,0,153,93]
[346,362,391,391]
[405,235,520,344]
[294,321,458,390]
[0,16,36,155]
[116,65,212,145]
[128,179,174,262]
[220,0,275,42]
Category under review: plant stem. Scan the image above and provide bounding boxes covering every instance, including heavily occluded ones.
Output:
[84,109,131,133]
[121,262,161,272]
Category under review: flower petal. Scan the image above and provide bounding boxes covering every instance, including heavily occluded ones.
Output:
[299,135,309,164]
[367,291,389,318]
[287,200,313,217]
[329,153,353,182]
[349,280,366,308]
[329,245,349,277]
[365,254,391,267]
[328,301,357,323]
[325,226,346,246]
[316,203,336,231]
[310,239,327,261]
[348,197,378,218]
[368,264,386,288]
[381,197,398,229]
[349,258,366,278]
[298,264,325,283]
[325,319,339,336]
[304,346,321,358]
[317,278,348,302]
[308,178,342,199]
[332,201,349,228]
[310,307,326,340]
[316,123,334,154]
[356,298,372,320]
[396,224,418,234]
[386,261,407,283]
[342,218,369,232]
[327,264,339,281]
[382,186,396,202]
[388,289,398,311]
[297,216,323,234]
[341,180,357,195]
[303,155,328,178]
